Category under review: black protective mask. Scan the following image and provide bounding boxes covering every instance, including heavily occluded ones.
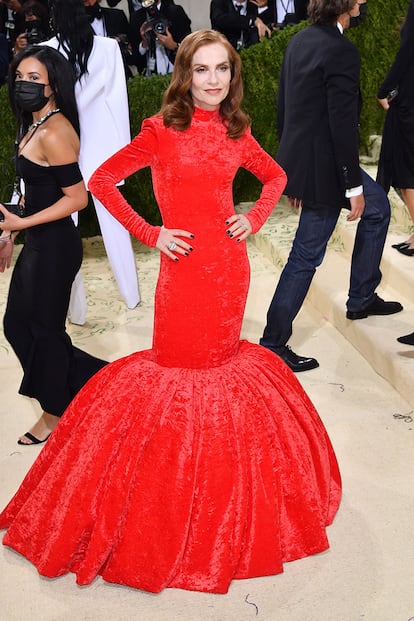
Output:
[14,80,50,112]
[25,19,42,30]
[84,4,102,20]
[349,3,367,28]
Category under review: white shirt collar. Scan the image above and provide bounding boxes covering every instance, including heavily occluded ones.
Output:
[336,22,344,34]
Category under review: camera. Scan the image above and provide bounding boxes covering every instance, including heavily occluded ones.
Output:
[114,33,133,72]
[278,12,298,30]
[25,23,48,44]
[115,33,130,53]
[151,19,168,35]
[142,0,169,37]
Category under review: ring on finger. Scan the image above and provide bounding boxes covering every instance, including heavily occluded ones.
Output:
[168,241,177,251]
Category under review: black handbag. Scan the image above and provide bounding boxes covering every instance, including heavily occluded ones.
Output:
[0,201,25,222]
[0,136,26,222]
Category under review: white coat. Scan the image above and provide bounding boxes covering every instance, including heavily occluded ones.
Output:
[43,35,140,323]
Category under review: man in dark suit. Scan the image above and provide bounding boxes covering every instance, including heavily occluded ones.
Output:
[259,0,402,372]
[128,0,191,75]
[84,0,133,76]
[274,0,308,27]
[84,0,129,36]
[106,0,142,17]
[210,0,274,51]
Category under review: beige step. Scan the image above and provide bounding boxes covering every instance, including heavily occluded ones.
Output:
[239,171,414,407]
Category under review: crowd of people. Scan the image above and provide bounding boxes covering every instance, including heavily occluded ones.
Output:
[0,0,412,598]
[1,0,311,84]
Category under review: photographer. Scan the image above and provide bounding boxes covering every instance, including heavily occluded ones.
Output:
[210,0,275,52]
[1,0,39,48]
[83,0,133,78]
[274,0,308,29]
[7,0,50,55]
[129,0,191,76]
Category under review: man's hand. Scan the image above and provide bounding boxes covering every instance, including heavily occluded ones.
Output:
[249,0,268,8]
[254,17,271,40]
[347,193,365,221]
[140,20,153,48]
[13,33,28,54]
[287,196,302,209]
[140,23,177,51]
[156,27,177,51]
[0,0,22,10]
[377,97,390,111]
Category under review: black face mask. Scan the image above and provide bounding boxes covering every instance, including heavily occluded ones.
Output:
[25,19,42,30]
[14,80,50,112]
[84,4,102,20]
[349,3,367,28]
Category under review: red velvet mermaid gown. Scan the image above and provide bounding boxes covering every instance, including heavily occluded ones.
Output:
[0,108,341,594]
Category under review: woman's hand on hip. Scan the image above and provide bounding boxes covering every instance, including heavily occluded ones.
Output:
[156,226,195,261]
[225,214,252,242]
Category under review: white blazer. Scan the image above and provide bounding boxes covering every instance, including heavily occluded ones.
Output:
[43,35,131,183]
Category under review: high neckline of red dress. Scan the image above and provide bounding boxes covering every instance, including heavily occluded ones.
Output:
[192,106,220,122]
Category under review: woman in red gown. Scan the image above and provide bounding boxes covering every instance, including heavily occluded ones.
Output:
[0,29,341,594]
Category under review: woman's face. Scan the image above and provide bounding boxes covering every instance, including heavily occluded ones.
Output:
[190,43,231,111]
[15,56,52,99]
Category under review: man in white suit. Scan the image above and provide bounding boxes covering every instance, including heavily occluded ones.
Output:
[44,0,140,324]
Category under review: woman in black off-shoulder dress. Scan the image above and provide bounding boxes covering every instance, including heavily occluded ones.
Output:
[0,46,107,444]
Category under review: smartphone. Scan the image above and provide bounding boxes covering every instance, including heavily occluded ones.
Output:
[387,89,398,102]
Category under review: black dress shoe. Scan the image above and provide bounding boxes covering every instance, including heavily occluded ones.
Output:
[392,242,409,250]
[262,343,319,372]
[397,332,414,345]
[346,294,403,320]
[396,245,414,256]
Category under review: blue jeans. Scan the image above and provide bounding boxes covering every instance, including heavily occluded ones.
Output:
[260,169,391,349]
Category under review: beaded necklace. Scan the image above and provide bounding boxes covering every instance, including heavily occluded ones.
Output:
[28,108,61,132]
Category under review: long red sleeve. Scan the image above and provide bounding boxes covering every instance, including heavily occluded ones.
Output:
[88,119,161,247]
[241,131,287,234]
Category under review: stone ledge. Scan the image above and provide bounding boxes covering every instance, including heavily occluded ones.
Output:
[238,176,414,406]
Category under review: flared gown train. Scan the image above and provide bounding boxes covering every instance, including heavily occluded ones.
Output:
[0,108,341,593]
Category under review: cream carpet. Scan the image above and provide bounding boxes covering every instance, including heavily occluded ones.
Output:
[0,183,413,619]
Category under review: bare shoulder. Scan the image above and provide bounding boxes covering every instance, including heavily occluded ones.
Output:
[38,115,80,166]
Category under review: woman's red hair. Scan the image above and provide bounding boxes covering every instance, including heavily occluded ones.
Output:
[161,29,250,139]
